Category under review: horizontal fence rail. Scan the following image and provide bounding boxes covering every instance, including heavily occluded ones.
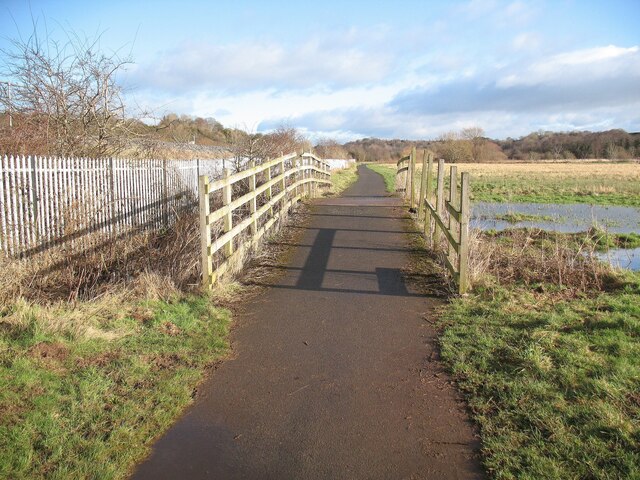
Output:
[199,152,331,289]
[0,155,230,257]
[397,149,471,294]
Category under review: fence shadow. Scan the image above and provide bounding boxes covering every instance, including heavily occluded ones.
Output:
[249,227,431,298]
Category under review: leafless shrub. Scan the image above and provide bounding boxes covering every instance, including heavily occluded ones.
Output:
[0,21,143,157]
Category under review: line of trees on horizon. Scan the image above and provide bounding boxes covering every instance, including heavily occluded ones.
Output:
[342,128,640,163]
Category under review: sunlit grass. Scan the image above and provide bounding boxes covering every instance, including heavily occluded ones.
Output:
[326,164,359,195]
[0,295,230,479]
[375,161,640,206]
[366,163,396,193]
[441,274,640,479]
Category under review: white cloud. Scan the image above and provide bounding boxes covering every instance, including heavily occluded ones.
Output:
[125,36,640,142]
[126,30,395,92]
[512,32,541,51]
[497,44,640,87]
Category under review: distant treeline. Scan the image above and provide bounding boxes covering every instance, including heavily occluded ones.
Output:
[342,129,640,163]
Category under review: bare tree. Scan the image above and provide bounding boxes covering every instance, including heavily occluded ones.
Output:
[437,131,472,163]
[461,126,486,162]
[314,138,349,159]
[0,23,139,156]
[227,126,310,172]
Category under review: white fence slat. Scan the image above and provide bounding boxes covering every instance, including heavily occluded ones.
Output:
[0,156,7,255]
[0,155,227,256]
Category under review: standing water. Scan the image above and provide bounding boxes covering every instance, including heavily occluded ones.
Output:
[471,202,640,271]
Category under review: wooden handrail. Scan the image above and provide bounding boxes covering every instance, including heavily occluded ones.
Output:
[199,152,332,288]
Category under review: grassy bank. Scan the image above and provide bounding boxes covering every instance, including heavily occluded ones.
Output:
[441,270,640,478]
[442,230,640,479]
[366,163,396,193]
[373,161,640,207]
[0,290,229,479]
[326,164,359,195]
[0,292,230,479]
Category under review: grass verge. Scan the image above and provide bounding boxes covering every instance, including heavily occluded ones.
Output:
[0,292,230,479]
[439,230,640,479]
[326,164,359,196]
[366,163,396,193]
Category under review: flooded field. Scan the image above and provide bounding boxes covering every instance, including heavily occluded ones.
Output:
[472,202,640,234]
[472,202,640,271]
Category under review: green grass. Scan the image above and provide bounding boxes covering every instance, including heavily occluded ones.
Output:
[366,163,396,193]
[469,177,640,207]
[586,230,640,251]
[0,295,230,479]
[441,277,640,479]
[327,164,359,196]
[493,213,556,224]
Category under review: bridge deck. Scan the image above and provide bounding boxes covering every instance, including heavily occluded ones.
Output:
[132,165,483,479]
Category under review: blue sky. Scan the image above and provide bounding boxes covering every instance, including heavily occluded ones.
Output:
[1,0,639,140]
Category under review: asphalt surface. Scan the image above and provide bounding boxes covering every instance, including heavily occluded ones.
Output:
[132,165,484,480]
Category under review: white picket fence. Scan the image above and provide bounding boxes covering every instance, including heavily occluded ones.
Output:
[0,155,228,257]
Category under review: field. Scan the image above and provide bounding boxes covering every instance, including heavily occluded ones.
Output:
[368,164,640,479]
[375,161,640,206]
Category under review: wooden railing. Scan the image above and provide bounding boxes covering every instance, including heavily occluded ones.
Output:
[199,151,331,289]
[397,149,471,294]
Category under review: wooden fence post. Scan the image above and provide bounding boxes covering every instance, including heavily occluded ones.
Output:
[434,159,445,249]
[311,157,317,198]
[222,168,234,256]
[199,175,213,289]
[249,160,257,235]
[403,157,410,197]
[280,156,286,211]
[410,147,416,209]
[448,165,458,259]
[417,150,428,220]
[424,153,434,245]
[424,152,433,247]
[459,172,470,294]
[266,161,273,217]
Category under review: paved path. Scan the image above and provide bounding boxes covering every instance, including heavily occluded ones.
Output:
[132,165,483,480]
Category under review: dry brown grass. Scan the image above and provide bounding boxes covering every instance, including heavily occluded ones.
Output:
[0,213,201,306]
[383,161,640,180]
[467,229,621,295]
[452,161,640,180]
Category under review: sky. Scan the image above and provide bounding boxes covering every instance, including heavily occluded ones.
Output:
[1,0,639,141]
